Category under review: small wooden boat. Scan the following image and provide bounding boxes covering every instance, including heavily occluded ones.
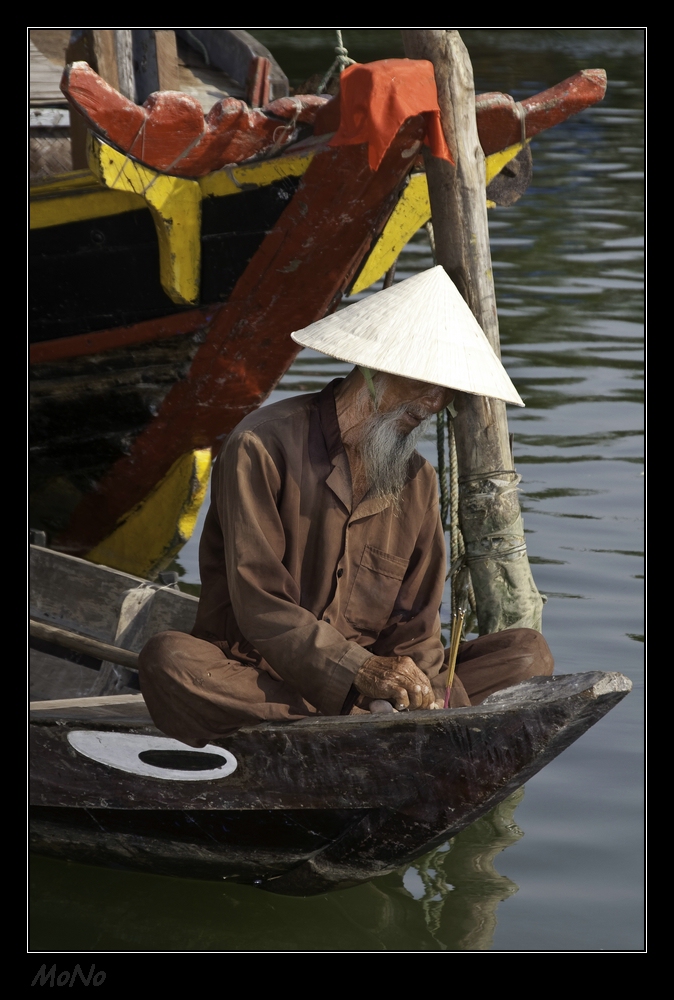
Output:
[29,542,631,896]
[29,30,607,581]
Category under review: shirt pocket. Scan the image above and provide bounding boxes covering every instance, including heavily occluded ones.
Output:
[345,544,409,634]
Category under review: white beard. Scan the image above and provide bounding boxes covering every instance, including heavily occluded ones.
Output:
[360,403,431,504]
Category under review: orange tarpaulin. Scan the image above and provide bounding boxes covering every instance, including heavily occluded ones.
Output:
[328,59,454,171]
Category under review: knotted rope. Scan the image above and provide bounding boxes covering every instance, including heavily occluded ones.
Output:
[317,30,356,94]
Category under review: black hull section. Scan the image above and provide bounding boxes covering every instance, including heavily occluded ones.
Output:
[30,806,365,884]
[30,331,203,535]
[30,176,301,343]
[30,672,632,895]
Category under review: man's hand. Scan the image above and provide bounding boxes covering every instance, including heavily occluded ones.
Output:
[355,655,437,711]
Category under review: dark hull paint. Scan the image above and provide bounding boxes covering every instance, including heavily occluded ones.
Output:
[30,176,301,343]
[30,671,631,894]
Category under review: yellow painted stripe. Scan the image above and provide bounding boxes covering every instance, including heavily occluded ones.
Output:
[30,187,147,229]
[199,150,315,198]
[86,448,212,579]
[31,168,103,195]
[351,143,528,295]
[485,141,527,185]
[89,136,203,305]
[351,173,431,295]
[31,145,315,228]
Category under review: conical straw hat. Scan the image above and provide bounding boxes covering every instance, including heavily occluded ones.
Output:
[291,266,524,406]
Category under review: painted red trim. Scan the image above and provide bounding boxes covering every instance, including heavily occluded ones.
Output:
[476,69,607,156]
[30,307,218,365]
[54,118,427,555]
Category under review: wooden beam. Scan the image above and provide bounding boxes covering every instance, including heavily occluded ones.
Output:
[401,30,544,635]
[155,30,180,91]
[113,30,135,101]
[30,693,146,710]
[132,29,159,104]
[31,619,140,670]
[129,29,179,102]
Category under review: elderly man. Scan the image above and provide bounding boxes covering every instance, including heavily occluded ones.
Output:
[139,268,553,745]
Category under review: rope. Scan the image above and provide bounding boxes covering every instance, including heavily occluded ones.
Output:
[512,100,527,145]
[465,542,528,563]
[317,29,356,94]
[448,413,460,568]
[269,98,303,156]
[459,469,518,482]
[436,408,449,533]
[447,416,476,623]
[106,112,206,197]
[108,118,147,190]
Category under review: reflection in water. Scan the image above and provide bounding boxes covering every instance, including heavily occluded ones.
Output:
[30,791,524,952]
[395,787,523,951]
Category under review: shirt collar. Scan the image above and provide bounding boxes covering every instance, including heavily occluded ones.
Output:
[316,379,393,518]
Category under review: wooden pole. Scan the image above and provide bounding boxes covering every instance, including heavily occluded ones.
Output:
[401,30,543,634]
[30,619,140,671]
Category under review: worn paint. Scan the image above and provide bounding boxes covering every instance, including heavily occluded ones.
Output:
[86,447,211,578]
[351,144,524,295]
[29,308,215,366]
[54,119,427,556]
[199,150,314,198]
[67,731,237,781]
[30,169,145,229]
[88,135,202,305]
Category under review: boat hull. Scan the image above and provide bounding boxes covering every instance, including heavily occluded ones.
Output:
[30,671,631,895]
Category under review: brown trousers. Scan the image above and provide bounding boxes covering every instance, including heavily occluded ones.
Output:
[138,628,554,747]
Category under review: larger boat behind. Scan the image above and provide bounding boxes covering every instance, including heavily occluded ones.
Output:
[29,30,607,579]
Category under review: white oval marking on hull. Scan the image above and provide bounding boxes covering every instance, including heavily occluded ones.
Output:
[67,731,238,781]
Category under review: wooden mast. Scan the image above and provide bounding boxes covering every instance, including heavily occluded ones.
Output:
[401,30,544,634]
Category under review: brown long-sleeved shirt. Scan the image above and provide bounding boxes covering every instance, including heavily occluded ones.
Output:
[193,379,447,716]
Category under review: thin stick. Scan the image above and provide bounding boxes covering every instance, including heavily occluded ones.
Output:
[443,608,465,708]
[30,619,140,671]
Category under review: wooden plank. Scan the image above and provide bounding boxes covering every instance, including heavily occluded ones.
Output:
[156,30,179,91]
[114,30,135,101]
[30,693,146,710]
[30,545,144,643]
[30,546,198,645]
[176,29,288,100]
[29,308,213,365]
[29,40,67,106]
[91,31,120,92]
[30,108,70,128]
[29,30,71,67]
[132,29,159,103]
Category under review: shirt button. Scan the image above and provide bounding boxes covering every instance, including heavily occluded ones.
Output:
[337,569,343,578]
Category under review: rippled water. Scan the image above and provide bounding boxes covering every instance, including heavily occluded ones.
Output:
[30,29,644,953]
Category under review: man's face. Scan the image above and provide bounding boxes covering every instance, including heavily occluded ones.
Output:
[359,374,454,502]
[375,374,454,433]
